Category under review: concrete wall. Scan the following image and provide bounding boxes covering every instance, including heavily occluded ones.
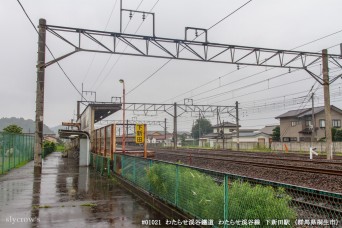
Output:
[200,140,342,153]
[271,141,342,153]
[231,136,270,143]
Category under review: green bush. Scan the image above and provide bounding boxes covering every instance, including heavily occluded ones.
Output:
[148,163,176,202]
[43,141,56,157]
[228,181,296,226]
[147,163,297,226]
[56,143,65,151]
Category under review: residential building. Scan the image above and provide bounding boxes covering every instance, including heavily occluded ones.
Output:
[205,122,270,147]
[212,121,241,135]
[275,106,342,142]
[231,131,272,147]
[259,125,279,136]
[146,131,172,144]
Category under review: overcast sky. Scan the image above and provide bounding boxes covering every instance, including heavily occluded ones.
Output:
[1,0,342,132]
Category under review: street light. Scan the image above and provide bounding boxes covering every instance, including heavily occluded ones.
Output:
[119,79,126,153]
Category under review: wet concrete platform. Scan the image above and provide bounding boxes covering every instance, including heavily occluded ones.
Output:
[0,152,164,227]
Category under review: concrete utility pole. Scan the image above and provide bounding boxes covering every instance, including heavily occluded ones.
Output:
[119,79,126,153]
[216,109,219,147]
[34,19,46,174]
[164,118,167,140]
[222,120,225,150]
[311,93,316,142]
[236,101,240,151]
[173,103,177,149]
[323,49,333,160]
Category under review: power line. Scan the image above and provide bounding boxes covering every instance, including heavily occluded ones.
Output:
[240,80,342,111]
[212,76,312,105]
[91,0,154,91]
[82,0,119,84]
[207,0,253,30]
[127,0,254,95]
[94,0,160,91]
[194,67,310,104]
[210,67,342,106]
[16,0,87,101]
[190,41,340,105]
[291,29,342,50]
[176,68,274,103]
[164,31,342,104]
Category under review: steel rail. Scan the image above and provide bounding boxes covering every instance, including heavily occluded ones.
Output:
[155,148,342,165]
[155,150,342,176]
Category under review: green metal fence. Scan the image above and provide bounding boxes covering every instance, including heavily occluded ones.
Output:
[91,153,342,227]
[0,132,34,174]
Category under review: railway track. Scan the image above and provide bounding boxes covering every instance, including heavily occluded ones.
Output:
[150,148,342,221]
[155,150,342,176]
[154,148,342,166]
[152,147,342,160]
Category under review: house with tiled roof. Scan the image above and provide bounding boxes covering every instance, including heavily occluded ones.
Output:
[275,105,342,142]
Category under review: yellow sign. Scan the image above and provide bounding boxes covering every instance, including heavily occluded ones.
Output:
[135,124,145,144]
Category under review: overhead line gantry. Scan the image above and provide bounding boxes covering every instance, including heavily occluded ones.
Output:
[34,4,342,172]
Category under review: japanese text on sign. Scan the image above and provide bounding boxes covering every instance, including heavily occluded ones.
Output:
[135,124,145,144]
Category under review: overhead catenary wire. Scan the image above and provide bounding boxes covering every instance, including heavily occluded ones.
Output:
[189,42,341,106]
[164,32,342,104]
[94,1,161,91]
[91,0,161,91]
[82,0,119,84]
[16,0,87,101]
[210,67,342,106]
[89,0,147,90]
[186,43,340,105]
[240,75,342,111]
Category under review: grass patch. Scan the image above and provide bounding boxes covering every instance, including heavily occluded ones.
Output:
[148,163,297,226]
[56,144,65,151]
[14,160,29,169]
[80,203,97,207]
[32,205,52,209]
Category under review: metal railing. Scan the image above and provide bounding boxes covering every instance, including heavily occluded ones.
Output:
[91,152,342,227]
[0,132,34,174]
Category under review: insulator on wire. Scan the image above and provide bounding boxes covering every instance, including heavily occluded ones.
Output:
[129,11,133,20]
[142,13,146,21]
[237,65,240,70]
[288,68,291,73]
[195,30,198,37]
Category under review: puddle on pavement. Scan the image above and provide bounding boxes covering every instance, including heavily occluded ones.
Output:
[0,153,167,227]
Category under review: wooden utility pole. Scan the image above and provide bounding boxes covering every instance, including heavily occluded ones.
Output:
[236,101,240,151]
[34,19,46,174]
[323,49,333,160]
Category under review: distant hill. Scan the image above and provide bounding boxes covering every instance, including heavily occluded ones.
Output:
[0,117,55,135]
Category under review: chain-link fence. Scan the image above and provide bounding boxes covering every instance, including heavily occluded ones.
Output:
[0,132,34,174]
[91,152,342,227]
